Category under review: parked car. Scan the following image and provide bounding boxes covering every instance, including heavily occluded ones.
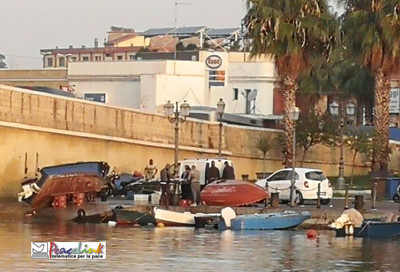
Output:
[255,168,333,205]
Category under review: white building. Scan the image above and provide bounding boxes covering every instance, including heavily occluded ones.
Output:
[67,50,280,119]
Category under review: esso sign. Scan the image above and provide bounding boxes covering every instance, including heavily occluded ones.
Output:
[205,55,222,69]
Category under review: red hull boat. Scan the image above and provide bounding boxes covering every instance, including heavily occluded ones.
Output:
[200,180,269,206]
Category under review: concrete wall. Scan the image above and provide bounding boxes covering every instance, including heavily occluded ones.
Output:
[0,84,390,200]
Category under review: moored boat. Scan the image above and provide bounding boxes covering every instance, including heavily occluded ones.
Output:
[200,179,269,206]
[334,220,400,238]
[153,207,195,227]
[194,213,221,228]
[18,161,110,209]
[112,207,156,226]
[218,208,311,230]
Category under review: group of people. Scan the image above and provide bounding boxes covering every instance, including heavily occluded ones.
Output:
[145,158,236,206]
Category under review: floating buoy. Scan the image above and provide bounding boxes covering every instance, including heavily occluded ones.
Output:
[307,229,318,239]
[157,222,165,228]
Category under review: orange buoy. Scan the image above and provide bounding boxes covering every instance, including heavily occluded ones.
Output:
[307,229,318,239]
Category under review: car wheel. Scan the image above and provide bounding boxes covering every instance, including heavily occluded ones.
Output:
[393,193,399,203]
[295,191,304,205]
[320,199,330,205]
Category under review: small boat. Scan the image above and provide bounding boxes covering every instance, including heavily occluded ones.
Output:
[18,161,110,209]
[334,220,400,238]
[153,207,195,227]
[112,207,156,226]
[200,179,269,206]
[218,208,311,230]
[194,213,221,229]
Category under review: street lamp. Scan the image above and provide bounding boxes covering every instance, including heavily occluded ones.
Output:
[329,101,356,190]
[217,98,226,157]
[289,106,300,207]
[164,100,191,170]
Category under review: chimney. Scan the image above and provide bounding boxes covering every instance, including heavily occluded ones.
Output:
[94,38,99,48]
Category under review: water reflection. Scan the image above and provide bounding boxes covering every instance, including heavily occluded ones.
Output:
[0,222,399,271]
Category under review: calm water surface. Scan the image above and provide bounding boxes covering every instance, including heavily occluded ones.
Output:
[0,222,399,271]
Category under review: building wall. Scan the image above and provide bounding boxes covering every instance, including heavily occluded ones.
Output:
[0,69,68,89]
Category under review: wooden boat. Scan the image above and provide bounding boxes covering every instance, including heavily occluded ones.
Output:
[112,208,156,226]
[18,161,109,209]
[153,207,195,227]
[218,210,311,230]
[200,179,269,206]
[334,220,400,238]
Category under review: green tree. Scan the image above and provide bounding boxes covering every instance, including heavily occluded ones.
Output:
[256,136,272,178]
[243,0,338,167]
[341,0,400,173]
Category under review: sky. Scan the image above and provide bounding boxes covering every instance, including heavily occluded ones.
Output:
[0,0,247,69]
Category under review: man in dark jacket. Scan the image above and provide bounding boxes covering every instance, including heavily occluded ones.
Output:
[160,164,172,205]
[222,161,235,180]
[207,161,220,184]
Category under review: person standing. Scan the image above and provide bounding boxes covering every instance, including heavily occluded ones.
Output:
[222,161,235,180]
[190,165,201,206]
[144,159,158,180]
[207,161,220,184]
[180,165,192,200]
[160,163,172,205]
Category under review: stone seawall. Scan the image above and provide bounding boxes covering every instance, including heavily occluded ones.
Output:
[0,85,376,200]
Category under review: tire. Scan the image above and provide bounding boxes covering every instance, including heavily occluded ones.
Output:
[295,191,304,205]
[320,199,331,205]
[393,193,399,203]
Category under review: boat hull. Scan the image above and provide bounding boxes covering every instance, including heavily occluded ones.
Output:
[153,207,195,227]
[19,161,109,209]
[218,211,311,230]
[113,209,156,226]
[335,221,400,238]
[200,180,269,206]
[194,213,221,228]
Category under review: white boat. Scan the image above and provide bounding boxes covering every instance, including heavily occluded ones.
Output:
[153,207,195,227]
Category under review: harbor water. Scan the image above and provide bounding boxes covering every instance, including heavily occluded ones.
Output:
[0,222,399,271]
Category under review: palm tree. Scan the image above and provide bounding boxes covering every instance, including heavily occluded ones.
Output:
[243,0,337,167]
[341,0,400,173]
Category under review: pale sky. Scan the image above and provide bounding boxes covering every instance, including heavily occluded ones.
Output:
[1,0,342,69]
[0,0,247,69]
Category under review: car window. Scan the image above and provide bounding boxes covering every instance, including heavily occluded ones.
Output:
[268,170,290,181]
[305,171,326,181]
[286,170,299,180]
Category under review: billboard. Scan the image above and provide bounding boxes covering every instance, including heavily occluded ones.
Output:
[390,88,399,114]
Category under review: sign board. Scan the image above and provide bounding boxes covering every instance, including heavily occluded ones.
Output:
[84,93,106,103]
[390,88,399,113]
[205,55,222,69]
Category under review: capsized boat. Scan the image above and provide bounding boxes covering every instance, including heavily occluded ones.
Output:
[153,207,195,227]
[18,161,110,209]
[200,179,269,206]
[217,207,311,230]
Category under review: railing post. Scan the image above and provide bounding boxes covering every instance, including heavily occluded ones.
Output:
[344,183,349,209]
[372,182,377,210]
[317,183,321,209]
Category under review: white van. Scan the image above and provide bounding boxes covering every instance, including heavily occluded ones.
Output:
[177,158,234,189]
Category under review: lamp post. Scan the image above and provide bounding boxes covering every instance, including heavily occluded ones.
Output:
[329,101,356,190]
[217,98,226,157]
[289,106,300,207]
[164,100,191,170]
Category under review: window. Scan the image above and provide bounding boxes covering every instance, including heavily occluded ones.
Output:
[286,171,299,180]
[117,55,123,60]
[268,171,290,181]
[82,56,89,61]
[233,88,238,100]
[47,57,53,67]
[95,56,102,61]
[129,55,135,60]
[245,89,251,114]
[58,57,65,67]
[305,171,326,181]
[208,70,225,87]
